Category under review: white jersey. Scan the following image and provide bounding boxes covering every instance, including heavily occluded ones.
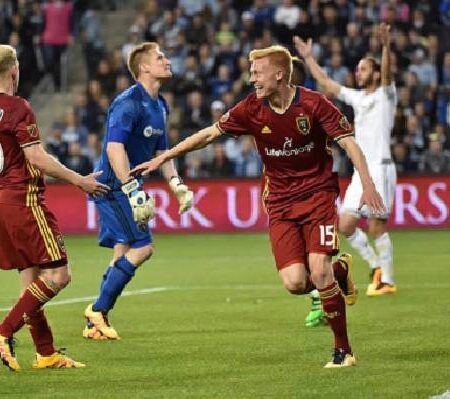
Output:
[337,83,397,164]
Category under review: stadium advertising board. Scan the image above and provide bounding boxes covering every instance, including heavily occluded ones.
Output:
[46,176,450,234]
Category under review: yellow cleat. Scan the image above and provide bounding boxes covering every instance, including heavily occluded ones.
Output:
[84,304,120,340]
[324,348,356,368]
[82,323,110,340]
[0,335,20,371]
[366,283,397,296]
[32,351,86,369]
[337,253,358,306]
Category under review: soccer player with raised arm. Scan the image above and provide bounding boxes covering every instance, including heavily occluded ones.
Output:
[0,45,109,371]
[82,42,193,340]
[294,23,397,296]
[132,45,385,368]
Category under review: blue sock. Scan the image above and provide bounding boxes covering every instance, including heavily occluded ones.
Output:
[100,266,113,292]
[93,256,136,313]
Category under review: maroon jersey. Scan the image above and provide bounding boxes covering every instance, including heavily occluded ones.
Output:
[217,86,354,214]
[0,94,44,206]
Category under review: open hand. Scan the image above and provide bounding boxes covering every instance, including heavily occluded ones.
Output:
[379,23,391,46]
[78,171,110,196]
[130,158,165,177]
[359,184,386,216]
[293,36,313,58]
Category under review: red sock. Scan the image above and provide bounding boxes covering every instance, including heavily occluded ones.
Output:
[0,278,56,338]
[26,309,55,356]
[332,260,348,293]
[318,281,352,353]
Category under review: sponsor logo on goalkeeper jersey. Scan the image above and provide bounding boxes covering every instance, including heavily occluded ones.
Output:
[265,137,314,157]
[143,125,164,137]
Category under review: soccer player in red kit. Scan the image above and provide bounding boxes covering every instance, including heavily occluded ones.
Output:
[0,45,109,371]
[132,45,385,368]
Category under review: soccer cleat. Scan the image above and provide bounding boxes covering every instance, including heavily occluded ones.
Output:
[366,282,397,296]
[305,309,327,327]
[82,322,109,340]
[32,350,86,369]
[366,268,381,295]
[324,348,356,368]
[0,335,20,371]
[337,253,358,306]
[84,304,120,340]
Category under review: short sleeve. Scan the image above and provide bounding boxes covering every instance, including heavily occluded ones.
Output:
[15,100,41,148]
[107,98,137,144]
[216,98,251,138]
[315,94,354,141]
[381,82,397,105]
[336,86,362,107]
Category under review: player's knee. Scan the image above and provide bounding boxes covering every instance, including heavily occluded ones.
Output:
[137,245,153,264]
[338,219,354,237]
[309,267,332,288]
[282,279,307,295]
[41,266,71,291]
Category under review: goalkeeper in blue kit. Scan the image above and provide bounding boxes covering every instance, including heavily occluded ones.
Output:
[83,42,193,340]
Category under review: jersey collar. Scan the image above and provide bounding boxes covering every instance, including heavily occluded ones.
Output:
[264,86,301,113]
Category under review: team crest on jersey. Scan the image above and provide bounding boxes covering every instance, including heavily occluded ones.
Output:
[296,116,310,135]
[261,125,272,134]
[339,115,351,131]
[27,124,38,138]
[0,108,4,122]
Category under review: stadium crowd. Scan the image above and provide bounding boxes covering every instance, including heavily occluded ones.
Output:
[6,0,450,177]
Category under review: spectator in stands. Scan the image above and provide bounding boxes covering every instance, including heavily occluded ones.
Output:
[64,141,93,175]
[96,58,116,97]
[79,8,105,79]
[235,136,261,177]
[408,48,438,88]
[210,64,233,98]
[62,108,89,149]
[207,142,234,177]
[46,122,68,164]
[41,0,73,91]
[184,91,210,131]
[420,133,450,173]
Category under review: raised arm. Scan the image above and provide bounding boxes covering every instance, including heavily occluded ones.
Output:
[337,136,385,214]
[23,143,109,195]
[131,125,222,176]
[293,36,341,96]
[379,23,392,86]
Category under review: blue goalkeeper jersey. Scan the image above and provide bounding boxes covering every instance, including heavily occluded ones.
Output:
[96,82,169,191]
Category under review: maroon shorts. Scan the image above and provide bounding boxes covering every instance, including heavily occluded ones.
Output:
[268,190,339,270]
[0,202,67,271]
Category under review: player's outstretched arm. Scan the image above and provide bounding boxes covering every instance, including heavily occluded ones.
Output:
[131,125,222,176]
[293,36,341,96]
[380,23,392,86]
[337,136,385,215]
[23,143,109,195]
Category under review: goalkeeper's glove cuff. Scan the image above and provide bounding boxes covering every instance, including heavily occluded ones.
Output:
[121,179,140,196]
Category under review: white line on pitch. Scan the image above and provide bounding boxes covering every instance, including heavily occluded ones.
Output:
[1,282,449,312]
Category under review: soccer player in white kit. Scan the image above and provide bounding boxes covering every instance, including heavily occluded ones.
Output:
[294,23,397,296]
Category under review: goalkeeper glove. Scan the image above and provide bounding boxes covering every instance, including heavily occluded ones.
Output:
[169,176,193,214]
[121,179,155,225]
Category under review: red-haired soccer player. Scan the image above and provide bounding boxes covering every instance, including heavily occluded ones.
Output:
[0,45,109,371]
[132,45,385,368]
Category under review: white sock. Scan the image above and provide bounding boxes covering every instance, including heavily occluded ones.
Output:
[309,289,321,310]
[347,228,378,269]
[374,232,394,285]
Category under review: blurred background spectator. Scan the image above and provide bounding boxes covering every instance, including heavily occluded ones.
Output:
[8,0,449,178]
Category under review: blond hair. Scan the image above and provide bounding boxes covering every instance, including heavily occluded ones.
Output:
[127,42,159,80]
[249,45,293,83]
[0,45,18,75]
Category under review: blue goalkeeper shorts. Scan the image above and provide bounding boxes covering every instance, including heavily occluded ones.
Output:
[94,191,152,249]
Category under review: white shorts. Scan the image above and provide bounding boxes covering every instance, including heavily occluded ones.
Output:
[340,162,397,219]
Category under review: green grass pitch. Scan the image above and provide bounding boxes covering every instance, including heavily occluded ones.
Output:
[0,231,449,398]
